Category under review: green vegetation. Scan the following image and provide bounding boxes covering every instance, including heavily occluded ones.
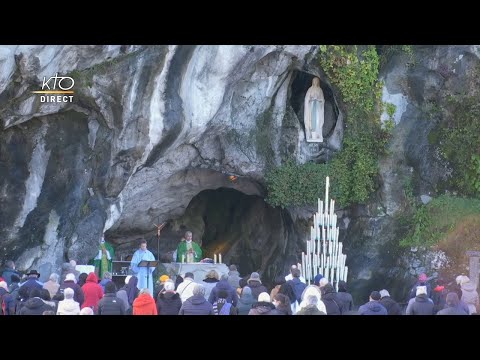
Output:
[399,195,480,248]
[438,95,480,196]
[266,45,391,208]
[378,45,415,68]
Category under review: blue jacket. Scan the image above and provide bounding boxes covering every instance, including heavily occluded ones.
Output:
[208,280,238,306]
[358,301,388,315]
[179,295,214,315]
[1,269,21,286]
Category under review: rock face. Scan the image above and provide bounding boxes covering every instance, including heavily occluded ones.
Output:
[0,45,341,283]
[1,45,478,297]
[342,45,480,304]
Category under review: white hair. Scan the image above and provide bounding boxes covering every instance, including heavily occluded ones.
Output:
[192,283,205,296]
[319,278,329,287]
[125,275,132,285]
[140,288,151,296]
[49,273,59,282]
[164,280,175,292]
[80,307,94,315]
[64,287,74,299]
[379,289,390,298]
[69,260,77,267]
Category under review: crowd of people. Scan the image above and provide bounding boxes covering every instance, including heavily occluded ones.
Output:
[0,259,478,315]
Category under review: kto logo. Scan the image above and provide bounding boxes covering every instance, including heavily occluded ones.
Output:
[32,73,75,103]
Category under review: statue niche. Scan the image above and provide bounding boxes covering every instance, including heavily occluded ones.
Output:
[304,77,325,143]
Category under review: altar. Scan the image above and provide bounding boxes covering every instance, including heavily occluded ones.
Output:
[163,262,229,283]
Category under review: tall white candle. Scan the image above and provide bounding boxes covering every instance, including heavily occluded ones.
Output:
[214,254,217,264]
[219,253,222,264]
[325,176,329,215]
[182,254,185,263]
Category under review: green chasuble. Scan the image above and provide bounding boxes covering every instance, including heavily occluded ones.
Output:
[176,241,202,263]
[92,241,115,279]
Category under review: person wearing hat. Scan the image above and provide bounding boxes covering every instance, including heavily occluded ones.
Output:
[153,274,170,299]
[247,272,268,301]
[156,280,182,315]
[248,292,276,315]
[405,286,434,315]
[18,270,43,294]
[358,291,388,315]
[57,273,85,306]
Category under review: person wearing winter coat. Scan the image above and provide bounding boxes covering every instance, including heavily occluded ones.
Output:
[296,295,326,315]
[379,289,402,315]
[336,280,354,313]
[436,292,469,315]
[56,288,81,315]
[57,273,85,306]
[133,288,158,315]
[227,264,241,289]
[458,275,479,314]
[408,273,432,299]
[208,274,238,306]
[236,286,255,315]
[246,272,268,301]
[431,279,449,314]
[248,292,276,315]
[320,284,341,315]
[212,289,238,315]
[43,273,61,300]
[358,291,388,315]
[18,288,55,315]
[405,286,434,315]
[98,282,125,315]
[202,270,220,302]
[156,280,182,315]
[178,284,214,315]
[270,293,292,315]
[297,285,327,314]
[81,272,104,313]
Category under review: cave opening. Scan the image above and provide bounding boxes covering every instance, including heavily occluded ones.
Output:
[289,71,338,139]
[166,187,298,283]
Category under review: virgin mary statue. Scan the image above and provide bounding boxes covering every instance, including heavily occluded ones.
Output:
[304,77,325,142]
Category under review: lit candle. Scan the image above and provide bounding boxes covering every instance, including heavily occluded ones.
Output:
[181,254,185,263]
[214,254,217,264]
[219,253,222,264]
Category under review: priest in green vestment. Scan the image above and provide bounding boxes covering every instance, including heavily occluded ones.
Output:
[176,231,202,263]
[93,237,115,279]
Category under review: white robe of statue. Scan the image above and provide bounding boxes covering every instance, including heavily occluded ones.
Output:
[304,77,325,142]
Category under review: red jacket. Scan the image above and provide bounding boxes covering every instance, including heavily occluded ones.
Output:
[133,293,158,315]
[81,273,104,312]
